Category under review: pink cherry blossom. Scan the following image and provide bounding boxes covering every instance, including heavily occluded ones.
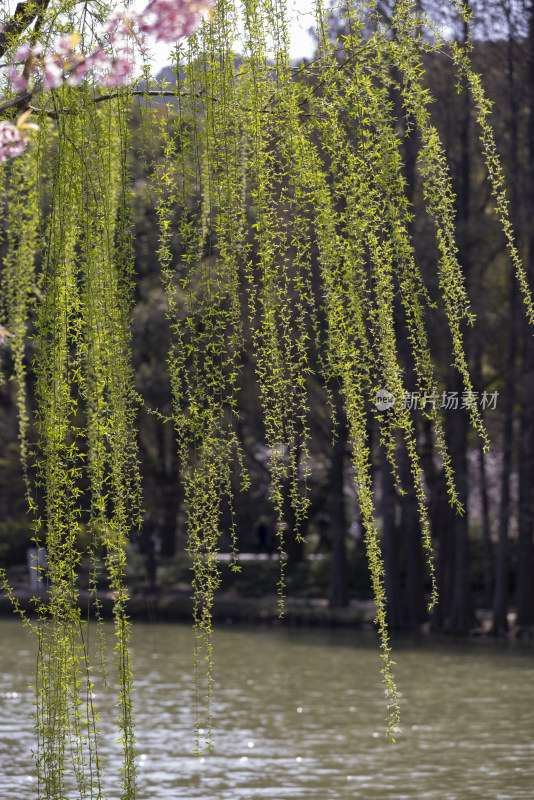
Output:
[55,35,77,57]
[0,120,22,143]
[66,61,90,87]
[138,0,213,43]
[15,44,32,61]
[8,65,29,92]
[0,121,27,162]
[85,47,111,71]
[100,56,135,86]
[43,56,64,90]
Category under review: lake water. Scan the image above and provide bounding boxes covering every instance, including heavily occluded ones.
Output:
[0,617,533,799]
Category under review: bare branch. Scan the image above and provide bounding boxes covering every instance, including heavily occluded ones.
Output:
[0,90,35,113]
[7,89,218,118]
[93,89,216,104]
[0,0,51,59]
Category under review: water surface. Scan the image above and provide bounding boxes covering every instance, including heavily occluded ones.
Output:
[1,618,532,799]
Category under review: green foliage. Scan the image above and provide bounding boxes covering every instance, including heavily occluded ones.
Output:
[1,0,532,792]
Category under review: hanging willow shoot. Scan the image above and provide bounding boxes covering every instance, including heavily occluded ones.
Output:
[0,0,531,794]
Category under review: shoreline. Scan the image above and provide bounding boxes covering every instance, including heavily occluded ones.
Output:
[0,585,370,627]
[1,584,533,638]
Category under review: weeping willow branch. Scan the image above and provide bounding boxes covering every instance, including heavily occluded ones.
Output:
[0,0,531,783]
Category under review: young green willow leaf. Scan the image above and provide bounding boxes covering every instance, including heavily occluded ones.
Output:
[0,0,531,792]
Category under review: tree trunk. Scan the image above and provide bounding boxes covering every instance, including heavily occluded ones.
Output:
[328,387,349,609]
[420,420,453,632]
[157,419,181,558]
[477,435,493,609]
[516,0,534,630]
[394,39,426,630]
[492,12,519,635]
[472,324,493,609]
[381,447,403,629]
[400,459,427,628]
[448,10,475,635]
[283,440,305,565]
[447,397,474,634]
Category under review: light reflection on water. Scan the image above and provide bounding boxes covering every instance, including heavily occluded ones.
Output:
[0,617,533,799]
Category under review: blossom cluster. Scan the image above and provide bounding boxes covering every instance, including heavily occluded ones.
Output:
[139,0,213,42]
[0,109,38,162]
[0,119,26,161]
[8,0,214,92]
[0,0,215,162]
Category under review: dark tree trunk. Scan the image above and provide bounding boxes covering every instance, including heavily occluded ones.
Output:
[492,13,519,635]
[477,435,493,609]
[159,481,181,558]
[381,447,403,629]
[400,461,427,628]
[473,336,493,609]
[431,501,454,631]
[516,1,534,630]
[156,419,181,558]
[517,412,534,628]
[447,397,474,634]
[394,49,426,630]
[448,11,475,635]
[283,441,305,565]
[420,420,453,632]
[328,388,349,609]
